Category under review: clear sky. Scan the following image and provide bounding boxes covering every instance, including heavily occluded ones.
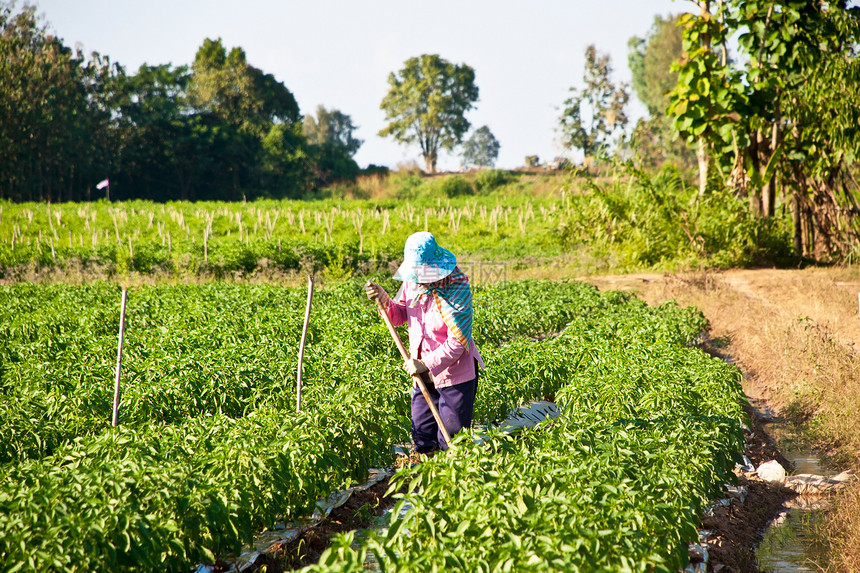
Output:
[34,0,686,171]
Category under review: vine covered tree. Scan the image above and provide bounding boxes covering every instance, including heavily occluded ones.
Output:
[668,0,860,258]
[559,45,629,161]
[461,125,500,168]
[379,54,479,172]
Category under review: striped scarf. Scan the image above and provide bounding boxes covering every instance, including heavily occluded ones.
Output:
[421,267,473,348]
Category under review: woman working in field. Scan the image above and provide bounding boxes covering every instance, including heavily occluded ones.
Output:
[365,232,483,453]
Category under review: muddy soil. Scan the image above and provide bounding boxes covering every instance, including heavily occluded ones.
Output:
[239,477,398,572]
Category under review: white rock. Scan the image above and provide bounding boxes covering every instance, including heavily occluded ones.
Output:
[757,460,787,483]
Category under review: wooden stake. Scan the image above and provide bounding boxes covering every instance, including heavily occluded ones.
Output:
[296,275,315,412]
[374,297,453,446]
[111,289,128,426]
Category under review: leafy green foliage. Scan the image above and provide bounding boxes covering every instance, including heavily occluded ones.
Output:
[667,1,860,255]
[0,167,794,279]
[0,2,117,203]
[627,14,696,174]
[379,54,479,173]
[306,280,745,573]
[462,126,501,168]
[628,14,685,117]
[0,278,745,571]
[556,166,792,269]
[559,45,630,160]
[472,169,513,193]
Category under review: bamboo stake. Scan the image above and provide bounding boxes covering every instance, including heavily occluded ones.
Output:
[111,289,128,426]
[296,275,315,412]
[374,297,453,446]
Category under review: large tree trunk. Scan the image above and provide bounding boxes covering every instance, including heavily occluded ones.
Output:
[424,150,437,173]
[697,138,708,196]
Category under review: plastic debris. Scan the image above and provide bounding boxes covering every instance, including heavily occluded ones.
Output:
[735,455,755,473]
[499,400,560,434]
[197,468,393,572]
[725,484,748,503]
[688,542,708,563]
[783,470,854,495]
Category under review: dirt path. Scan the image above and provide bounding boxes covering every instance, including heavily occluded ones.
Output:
[584,268,860,402]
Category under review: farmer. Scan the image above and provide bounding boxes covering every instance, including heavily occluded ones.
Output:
[365,231,483,453]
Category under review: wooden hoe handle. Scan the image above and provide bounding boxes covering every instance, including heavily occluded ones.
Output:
[375,299,454,447]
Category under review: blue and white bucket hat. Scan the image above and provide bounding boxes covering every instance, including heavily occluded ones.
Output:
[393,232,457,283]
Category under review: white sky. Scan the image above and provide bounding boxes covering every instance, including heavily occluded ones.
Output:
[34,0,686,171]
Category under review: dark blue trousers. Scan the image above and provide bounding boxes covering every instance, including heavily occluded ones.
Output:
[411,369,478,452]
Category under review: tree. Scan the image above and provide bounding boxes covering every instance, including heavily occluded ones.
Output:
[302,105,363,185]
[111,63,220,201]
[668,0,860,258]
[461,126,500,168]
[303,105,363,156]
[559,45,629,161]
[188,38,299,136]
[187,38,304,199]
[260,123,313,198]
[627,15,696,173]
[629,15,685,117]
[379,54,479,173]
[0,1,113,202]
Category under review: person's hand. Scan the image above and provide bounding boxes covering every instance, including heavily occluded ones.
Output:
[403,358,428,376]
[365,281,390,307]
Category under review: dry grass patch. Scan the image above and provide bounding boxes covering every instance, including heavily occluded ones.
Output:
[816,485,860,573]
[585,267,860,572]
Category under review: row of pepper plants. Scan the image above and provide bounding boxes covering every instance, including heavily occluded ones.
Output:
[0,278,672,570]
[307,297,745,572]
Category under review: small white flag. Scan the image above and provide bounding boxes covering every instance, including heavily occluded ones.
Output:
[96,178,110,190]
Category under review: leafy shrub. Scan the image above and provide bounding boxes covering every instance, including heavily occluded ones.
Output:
[558,164,793,270]
[425,175,474,197]
[472,169,513,193]
[389,170,425,198]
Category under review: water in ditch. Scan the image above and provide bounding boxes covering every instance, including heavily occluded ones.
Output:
[755,416,836,573]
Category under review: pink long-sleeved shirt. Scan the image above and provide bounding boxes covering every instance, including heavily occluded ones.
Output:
[387,285,484,388]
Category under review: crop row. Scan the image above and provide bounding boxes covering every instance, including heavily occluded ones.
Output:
[309,327,744,572]
[0,280,647,464]
[0,279,722,571]
[0,197,564,277]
